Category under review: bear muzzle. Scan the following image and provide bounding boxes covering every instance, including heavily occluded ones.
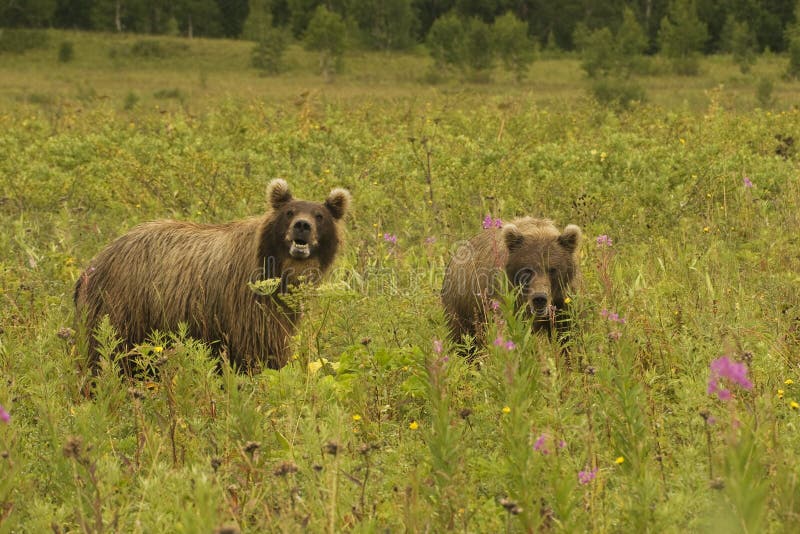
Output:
[287,219,318,259]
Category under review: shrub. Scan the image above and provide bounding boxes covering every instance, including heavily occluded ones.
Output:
[251,28,289,75]
[590,76,645,110]
[492,11,534,81]
[0,29,48,54]
[756,77,774,107]
[426,11,465,71]
[58,41,74,63]
[658,0,709,76]
[304,5,347,81]
[130,40,167,58]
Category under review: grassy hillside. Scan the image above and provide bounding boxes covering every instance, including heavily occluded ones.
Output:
[1,30,800,532]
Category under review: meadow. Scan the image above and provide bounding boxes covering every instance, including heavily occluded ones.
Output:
[1,30,800,532]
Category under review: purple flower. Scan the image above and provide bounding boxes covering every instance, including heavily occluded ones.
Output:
[493,336,504,347]
[533,433,549,454]
[383,233,398,244]
[743,176,754,188]
[425,236,436,245]
[433,339,443,355]
[707,356,753,401]
[578,467,598,485]
[490,299,501,311]
[0,405,9,424]
[596,234,613,247]
[600,309,609,318]
[558,440,566,449]
[482,214,503,229]
[504,340,516,350]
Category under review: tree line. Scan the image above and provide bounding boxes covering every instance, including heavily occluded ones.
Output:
[1,0,798,54]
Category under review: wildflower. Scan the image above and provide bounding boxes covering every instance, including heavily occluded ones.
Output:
[502,406,511,414]
[707,356,753,401]
[533,433,549,454]
[482,214,503,229]
[786,379,794,385]
[0,405,9,424]
[493,336,516,351]
[504,340,516,350]
[409,421,419,430]
[596,234,613,247]
[564,297,572,304]
[703,226,710,233]
[600,308,609,318]
[425,236,436,245]
[490,299,500,311]
[778,389,785,399]
[352,414,362,422]
[153,346,164,354]
[558,440,566,449]
[578,467,598,485]
[743,176,754,188]
[615,456,625,464]
[792,401,799,410]
[383,233,398,244]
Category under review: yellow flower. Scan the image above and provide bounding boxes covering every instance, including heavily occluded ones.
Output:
[785,379,794,385]
[778,389,785,399]
[409,421,419,430]
[791,401,799,410]
[352,414,362,422]
[153,346,163,354]
[564,297,572,304]
[502,406,511,414]
[703,226,710,233]
[615,456,625,464]
[679,138,686,145]
[600,151,607,161]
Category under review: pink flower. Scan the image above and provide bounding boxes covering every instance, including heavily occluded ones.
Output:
[707,356,753,401]
[0,405,9,424]
[578,467,598,485]
[600,309,609,318]
[490,299,500,311]
[493,336,504,347]
[504,340,516,350]
[743,176,754,188]
[482,214,503,229]
[596,234,613,247]
[383,233,398,244]
[433,339,443,355]
[425,236,436,244]
[533,433,549,454]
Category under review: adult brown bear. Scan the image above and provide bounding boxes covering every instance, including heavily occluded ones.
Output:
[441,217,581,347]
[74,179,350,373]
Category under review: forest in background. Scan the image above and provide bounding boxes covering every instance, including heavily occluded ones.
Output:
[1,0,798,54]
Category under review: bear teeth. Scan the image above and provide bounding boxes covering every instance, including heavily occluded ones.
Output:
[290,241,311,258]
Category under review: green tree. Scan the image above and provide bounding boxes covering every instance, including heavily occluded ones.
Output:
[493,11,534,81]
[0,0,57,27]
[350,0,417,50]
[786,2,800,79]
[463,16,494,80]
[658,0,709,75]
[241,0,272,41]
[616,7,648,58]
[304,5,346,81]
[426,10,465,71]
[729,19,756,74]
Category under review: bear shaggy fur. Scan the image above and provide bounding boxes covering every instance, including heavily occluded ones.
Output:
[74,179,350,373]
[441,217,581,346]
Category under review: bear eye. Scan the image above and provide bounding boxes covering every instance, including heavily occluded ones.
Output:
[514,268,535,286]
[286,209,294,219]
[315,213,324,222]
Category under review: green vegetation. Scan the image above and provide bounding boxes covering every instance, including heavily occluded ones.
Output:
[1,30,800,532]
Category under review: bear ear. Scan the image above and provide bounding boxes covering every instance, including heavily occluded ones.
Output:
[558,224,582,253]
[325,187,351,220]
[501,223,524,252]
[267,179,292,210]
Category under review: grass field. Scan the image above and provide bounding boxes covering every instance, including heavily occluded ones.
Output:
[2,30,800,532]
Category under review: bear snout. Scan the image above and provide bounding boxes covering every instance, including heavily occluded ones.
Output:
[530,292,550,315]
[288,218,316,258]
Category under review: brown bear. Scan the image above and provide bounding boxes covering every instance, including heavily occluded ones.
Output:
[441,217,581,347]
[74,179,350,373]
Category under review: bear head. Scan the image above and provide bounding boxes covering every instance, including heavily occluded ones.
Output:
[501,218,581,321]
[259,179,350,281]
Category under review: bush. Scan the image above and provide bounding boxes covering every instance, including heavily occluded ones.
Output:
[251,28,289,75]
[756,77,774,107]
[426,11,465,71]
[0,29,48,54]
[58,41,74,63]
[304,5,347,81]
[658,0,709,76]
[590,76,646,110]
[130,40,166,58]
[493,11,534,81]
